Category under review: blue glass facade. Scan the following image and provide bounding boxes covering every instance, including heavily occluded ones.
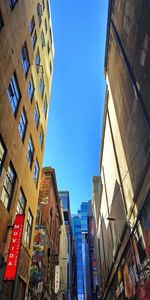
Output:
[72,201,92,300]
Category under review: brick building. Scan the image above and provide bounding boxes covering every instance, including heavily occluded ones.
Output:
[0,0,54,299]
[29,167,62,299]
[94,0,150,299]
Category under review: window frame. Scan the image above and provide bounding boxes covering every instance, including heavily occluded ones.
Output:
[0,136,6,175]
[29,15,35,35]
[21,42,30,78]
[31,29,37,49]
[7,72,21,116]
[16,189,26,215]
[18,108,27,141]
[8,0,18,10]
[1,162,16,211]
[39,126,44,149]
[24,209,33,248]
[28,75,35,103]
[0,9,4,30]
[40,74,45,97]
[33,158,40,185]
[26,137,34,168]
[37,3,42,27]
[34,104,40,129]
[44,95,48,119]
[35,48,41,72]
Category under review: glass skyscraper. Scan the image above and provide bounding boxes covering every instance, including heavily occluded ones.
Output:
[72,201,93,300]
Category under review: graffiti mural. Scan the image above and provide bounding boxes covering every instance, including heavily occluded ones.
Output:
[30,227,46,283]
[108,196,150,300]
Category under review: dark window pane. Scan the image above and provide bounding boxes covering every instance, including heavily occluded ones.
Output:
[44,96,47,118]
[0,136,6,174]
[32,30,37,49]
[40,75,45,97]
[29,15,35,35]
[7,72,21,115]
[18,109,27,141]
[33,159,39,184]
[21,43,30,77]
[35,48,41,72]
[34,104,40,128]
[37,3,42,27]
[8,0,18,10]
[1,163,16,210]
[39,127,44,148]
[16,189,26,214]
[28,75,35,102]
[0,9,4,29]
[24,209,33,247]
[26,137,34,168]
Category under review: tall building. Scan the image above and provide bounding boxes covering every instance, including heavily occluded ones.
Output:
[72,201,97,300]
[59,191,73,300]
[94,0,150,299]
[29,167,62,299]
[0,1,54,299]
[59,203,68,300]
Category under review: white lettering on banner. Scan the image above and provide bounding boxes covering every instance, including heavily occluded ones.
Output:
[3,214,25,281]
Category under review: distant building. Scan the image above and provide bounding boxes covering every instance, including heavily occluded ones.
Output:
[59,191,73,300]
[0,0,54,299]
[93,0,150,299]
[29,167,63,299]
[72,201,98,300]
[58,203,68,300]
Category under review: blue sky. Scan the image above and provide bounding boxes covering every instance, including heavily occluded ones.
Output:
[43,0,109,214]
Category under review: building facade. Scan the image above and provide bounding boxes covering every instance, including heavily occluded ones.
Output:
[72,201,98,300]
[59,191,73,300]
[94,0,150,299]
[0,1,54,299]
[29,167,62,299]
[58,203,68,300]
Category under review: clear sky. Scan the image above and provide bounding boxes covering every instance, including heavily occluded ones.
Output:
[43,0,109,214]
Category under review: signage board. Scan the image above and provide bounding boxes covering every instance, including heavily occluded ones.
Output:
[55,265,60,294]
[4,214,25,281]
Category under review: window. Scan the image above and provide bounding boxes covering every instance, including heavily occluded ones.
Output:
[50,27,52,45]
[29,16,35,35]
[140,34,149,66]
[44,96,47,118]
[0,136,6,174]
[1,163,16,210]
[16,189,26,214]
[0,9,4,30]
[34,104,40,128]
[26,137,34,168]
[44,18,47,33]
[47,41,50,54]
[33,159,39,184]
[50,61,52,74]
[41,31,45,48]
[18,109,27,141]
[47,0,50,19]
[42,0,45,11]
[7,72,21,115]
[8,0,18,10]
[28,75,35,102]
[21,43,30,77]
[40,75,45,97]
[35,48,41,72]
[39,127,44,148]
[24,209,33,247]
[37,3,42,27]
[32,29,37,49]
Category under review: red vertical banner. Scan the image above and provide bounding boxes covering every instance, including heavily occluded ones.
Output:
[3,214,25,281]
